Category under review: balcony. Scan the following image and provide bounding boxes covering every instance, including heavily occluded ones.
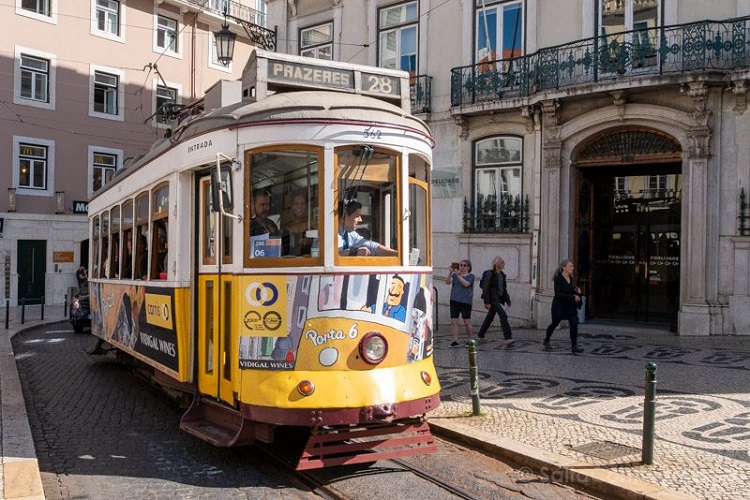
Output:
[181,0,267,26]
[463,195,530,234]
[410,75,432,114]
[451,15,750,107]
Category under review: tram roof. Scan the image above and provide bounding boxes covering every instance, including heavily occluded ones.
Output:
[90,90,433,203]
[175,90,432,139]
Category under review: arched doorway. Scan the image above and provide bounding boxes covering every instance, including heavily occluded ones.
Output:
[574,127,682,326]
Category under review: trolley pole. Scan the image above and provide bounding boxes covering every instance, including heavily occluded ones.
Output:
[642,362,657,465]
[467,339,481,415]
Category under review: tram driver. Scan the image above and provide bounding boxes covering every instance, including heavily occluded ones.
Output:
[338,201,396,257]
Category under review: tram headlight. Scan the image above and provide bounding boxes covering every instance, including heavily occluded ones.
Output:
[420,371,432,386]
[359,332,388,365]
[297,380,315,396]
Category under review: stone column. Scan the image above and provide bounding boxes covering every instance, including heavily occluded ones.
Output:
[679,82,715,335]
[534,100,562,327]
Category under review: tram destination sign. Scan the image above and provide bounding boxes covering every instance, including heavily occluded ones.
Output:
[266,61,402,99]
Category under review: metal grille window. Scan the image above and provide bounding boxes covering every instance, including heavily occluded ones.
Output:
[20,54,49,102]
[18,143,48,190]
[21,0,50,16]
[475,0,523,72]
[378,1,418,76]
[468,136,527,233]
[155,84,177,125]
[300,22,333,60]
[92,152,117,191]
[157,15,178,53]
[94,71,119,115]
[96,0,120,35]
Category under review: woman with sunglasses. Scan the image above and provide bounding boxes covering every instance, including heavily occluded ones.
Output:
[445,259,475,347]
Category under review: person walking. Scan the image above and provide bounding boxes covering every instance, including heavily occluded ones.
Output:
[476,256,514,346]
[543,259,584,354]
[445,259,475,347]
[75,264,88,289]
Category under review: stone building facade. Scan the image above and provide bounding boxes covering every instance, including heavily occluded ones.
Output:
[267,0,750,335]
[0,0,267,307]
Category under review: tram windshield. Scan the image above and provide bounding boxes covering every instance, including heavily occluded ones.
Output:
[337,147,399,259]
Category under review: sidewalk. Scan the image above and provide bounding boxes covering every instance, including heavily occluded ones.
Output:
[428,323,750,500]
[0,305,66,500]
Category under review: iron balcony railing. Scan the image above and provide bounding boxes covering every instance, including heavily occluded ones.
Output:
[410,75,432,114]
[463,195,530,234]
[183,0,267,27]
[452,15,750,106]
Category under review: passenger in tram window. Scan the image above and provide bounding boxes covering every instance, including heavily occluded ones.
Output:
[337,201,396,256]
[153,221,168,278]
[281,192,314,256]
[250,189,280,237]
[121,231,133,279]
[136,234,148,280]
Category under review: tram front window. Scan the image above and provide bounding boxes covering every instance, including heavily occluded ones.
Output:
[336,147,399,260]
[245,148,322,264]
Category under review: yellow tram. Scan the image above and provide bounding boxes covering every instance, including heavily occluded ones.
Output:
[85,50,439,469]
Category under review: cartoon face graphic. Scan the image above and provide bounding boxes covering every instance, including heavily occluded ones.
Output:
[386,275,405,306]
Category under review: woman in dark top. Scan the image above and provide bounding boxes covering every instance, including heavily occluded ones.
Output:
[543,259,583,354]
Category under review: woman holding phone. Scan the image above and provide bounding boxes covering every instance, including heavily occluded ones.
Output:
[445,259,475,347]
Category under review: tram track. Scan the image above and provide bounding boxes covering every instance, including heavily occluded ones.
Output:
[252,435,594,500]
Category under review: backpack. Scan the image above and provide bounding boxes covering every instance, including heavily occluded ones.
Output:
[479,269,492,292]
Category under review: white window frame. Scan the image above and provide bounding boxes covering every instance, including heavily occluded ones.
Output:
[154,12,182,59]
[88,146,123,196]
[208,31,233,72]
[14,46,56,110]
[378,1,419,75]
[475,0,524,71]
[13,135,55,197]
[91,0,126,43]
[300,21,334,60]
[153,79,182,128]
[89,64,125,121]
[474,135,523,210]
[15,0,57,24]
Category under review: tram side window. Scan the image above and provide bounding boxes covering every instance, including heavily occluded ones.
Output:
[245,148,321,263]
[122,200,134,279]
[92,216,100,278]
[101,211,110,278]
[151,183,169,279]
[408,154,431,266]
[135,193,149,279]
[336,147,399,259]
[110,206,121,278]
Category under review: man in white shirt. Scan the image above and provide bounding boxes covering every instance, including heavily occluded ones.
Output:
[338,201,396,256]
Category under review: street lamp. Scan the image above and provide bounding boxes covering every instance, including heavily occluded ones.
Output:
[214,22,236,66]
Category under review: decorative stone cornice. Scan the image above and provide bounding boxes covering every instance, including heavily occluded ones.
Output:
[521,105,541,132]
[453,116,468,140]
[733,79,747,113]
[610,90,626,121]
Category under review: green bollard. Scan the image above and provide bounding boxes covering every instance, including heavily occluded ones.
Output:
[467,339,481,416]
[642,362,657,465]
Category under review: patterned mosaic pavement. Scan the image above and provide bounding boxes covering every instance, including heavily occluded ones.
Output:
[431,327,750,499]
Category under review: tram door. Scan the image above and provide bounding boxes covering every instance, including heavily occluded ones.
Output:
[197,176,234,404]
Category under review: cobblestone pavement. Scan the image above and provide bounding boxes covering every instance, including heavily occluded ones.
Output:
[429,324,750,500]
[3,307,750,499]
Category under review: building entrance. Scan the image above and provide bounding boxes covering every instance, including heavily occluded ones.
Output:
[577,164,681,325]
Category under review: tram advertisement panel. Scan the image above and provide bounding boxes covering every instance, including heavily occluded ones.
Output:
[91,283,179,372]
[237,273,433,371]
